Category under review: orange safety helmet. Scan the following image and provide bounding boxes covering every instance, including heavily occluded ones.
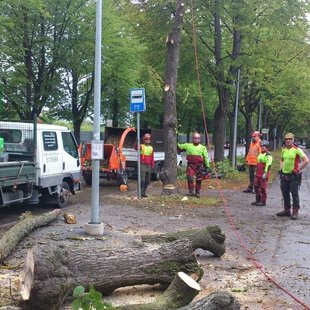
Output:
[143,133,151,141]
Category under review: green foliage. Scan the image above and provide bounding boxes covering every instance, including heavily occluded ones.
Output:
[214,159,241,181]
[72,285,114,310]
[177,158,243,181]
[236,155,245,165]
[177,165,187,180]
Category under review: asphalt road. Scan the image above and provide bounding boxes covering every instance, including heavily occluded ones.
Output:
[229,149,310,308]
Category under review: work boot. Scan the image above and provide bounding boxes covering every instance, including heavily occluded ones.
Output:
[195,191,200,198]
[291,207,299,220]
[276,209,291,217]
[251,201,260,205]
[243,187,253,193]
[187,190,195,196]
[255,201,266,206]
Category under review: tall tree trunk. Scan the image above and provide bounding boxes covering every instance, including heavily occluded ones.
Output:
[161,0,186,188]
[212,0,242,163]
[112,95,120,127]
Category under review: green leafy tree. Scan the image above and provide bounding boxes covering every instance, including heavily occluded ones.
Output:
[0,0,91,120]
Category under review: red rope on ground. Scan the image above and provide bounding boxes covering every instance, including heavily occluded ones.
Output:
[189,1,310,309]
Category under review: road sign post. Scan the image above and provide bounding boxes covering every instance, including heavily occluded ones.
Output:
[130,88,146,199]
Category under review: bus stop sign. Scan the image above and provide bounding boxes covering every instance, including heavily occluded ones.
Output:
[130,88,145,112]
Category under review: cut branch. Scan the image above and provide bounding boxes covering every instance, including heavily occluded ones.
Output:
[0,209,61,264]
[141,225,226,257]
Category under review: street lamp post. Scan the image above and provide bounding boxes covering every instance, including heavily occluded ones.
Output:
[85,0,104,235]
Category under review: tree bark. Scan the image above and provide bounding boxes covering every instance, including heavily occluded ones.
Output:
[161,0,186,188]
[20,239,202,310]
[178,291,240,310]
[0,209,61,264]
[141,225,226,257]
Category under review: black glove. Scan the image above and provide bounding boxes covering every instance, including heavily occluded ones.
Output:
[202,166,210,175]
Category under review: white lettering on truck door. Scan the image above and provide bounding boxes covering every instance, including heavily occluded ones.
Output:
[42,131,62,175]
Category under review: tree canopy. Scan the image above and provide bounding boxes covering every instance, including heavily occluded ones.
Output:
[0,0,310,155]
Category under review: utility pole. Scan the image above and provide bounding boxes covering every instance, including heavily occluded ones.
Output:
[85,0,104,235]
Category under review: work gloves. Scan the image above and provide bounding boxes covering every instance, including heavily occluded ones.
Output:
[262,173,267,180]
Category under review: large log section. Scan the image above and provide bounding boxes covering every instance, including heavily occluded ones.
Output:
[20,239,203,310]
[141,225,226,257]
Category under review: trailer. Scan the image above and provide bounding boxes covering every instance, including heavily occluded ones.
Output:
[80,128,136,186]
[104,127,169,180]
[80,127,183,183]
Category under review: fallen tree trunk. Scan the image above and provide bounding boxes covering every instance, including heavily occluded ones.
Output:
[20,239,203,310]
[0,209,61,264]
[141,225,226,257]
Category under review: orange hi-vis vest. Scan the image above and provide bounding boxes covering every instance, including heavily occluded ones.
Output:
[246,139,261,165]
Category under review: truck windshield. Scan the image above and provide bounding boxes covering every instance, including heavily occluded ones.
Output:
[62,132,78,158]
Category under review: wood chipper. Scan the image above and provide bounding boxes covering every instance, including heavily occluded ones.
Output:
[79,127,136,187]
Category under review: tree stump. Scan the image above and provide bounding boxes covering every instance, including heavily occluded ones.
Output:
[162,184,178,195]
[116,272,201,310]
[20,239,202,310]
[141,225,226,257]
[114,275,240,310]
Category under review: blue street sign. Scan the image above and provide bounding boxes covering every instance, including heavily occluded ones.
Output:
[130,88,145,112]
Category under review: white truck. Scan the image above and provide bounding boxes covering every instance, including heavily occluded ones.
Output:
[0,119,81,208]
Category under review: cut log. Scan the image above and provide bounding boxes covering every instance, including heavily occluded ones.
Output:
[178,291,241,310]
[141,225,226,257]
[0,209,61,264]
[115,272,201,310]
[113,275,240,310]
[63,212,77,224]
[20,239,202,310]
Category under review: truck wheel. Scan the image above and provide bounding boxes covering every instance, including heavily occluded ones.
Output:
[57,181,70,208]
